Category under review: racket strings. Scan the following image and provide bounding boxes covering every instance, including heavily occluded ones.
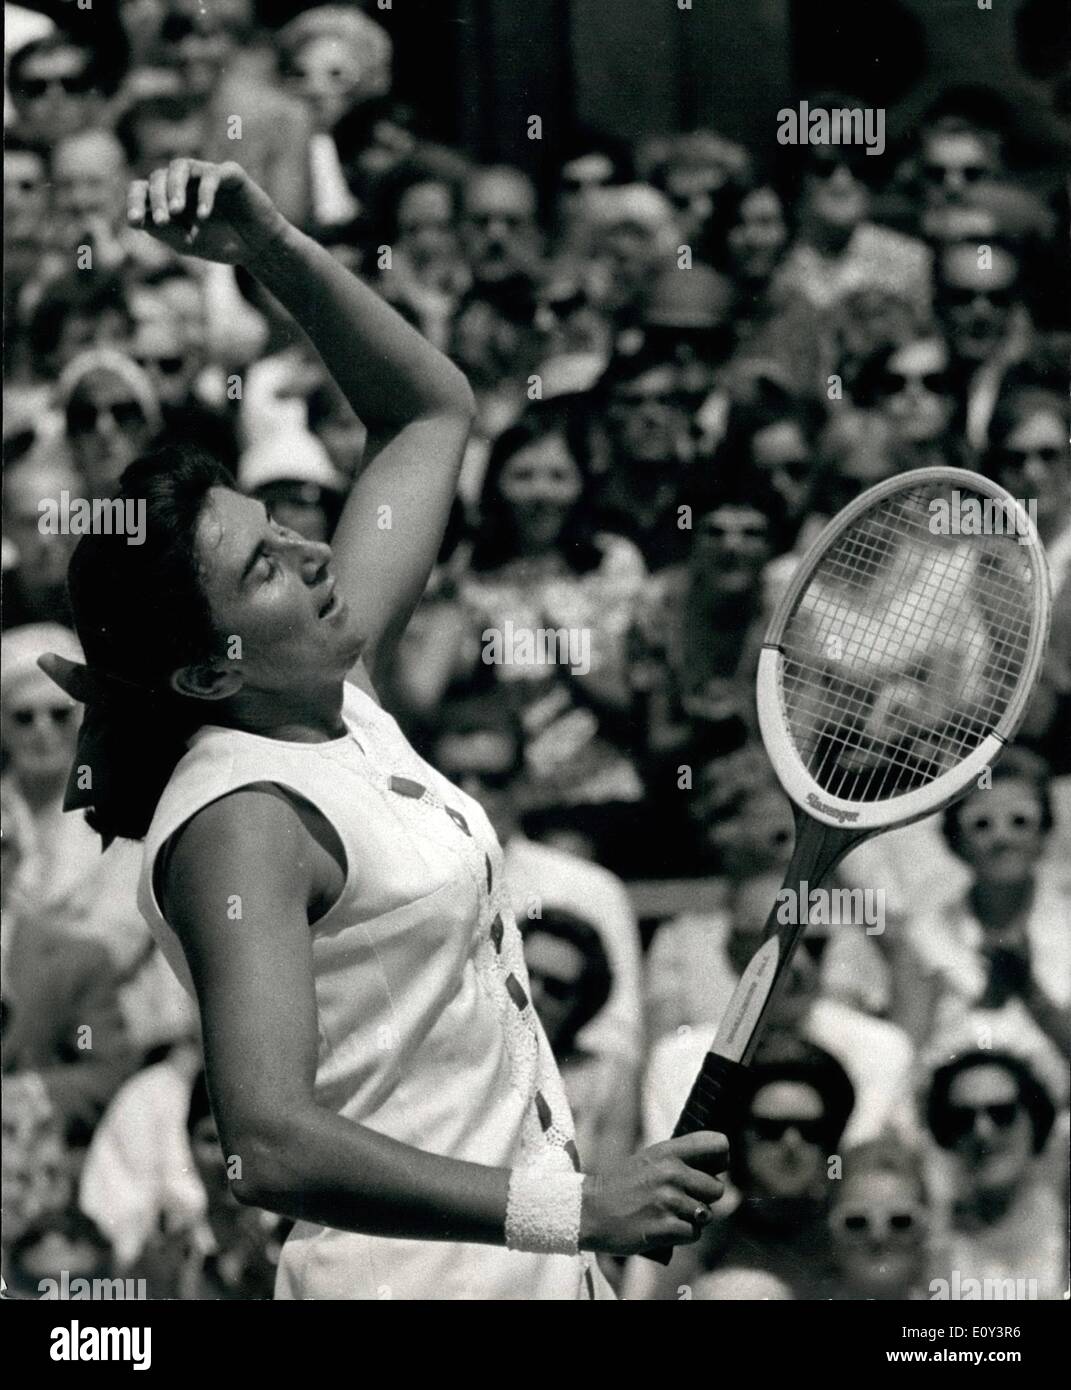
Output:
[779,483,1036,803]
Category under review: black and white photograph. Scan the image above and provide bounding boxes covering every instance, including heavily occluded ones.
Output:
[1,0,1068,1354]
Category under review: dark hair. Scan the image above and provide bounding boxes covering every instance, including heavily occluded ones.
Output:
[698,174,791,274]
[522,907,613,1044]
[681,456,793,551]
[941,745,1054,858]
[730,1032,856,1187]
[925,1049,1056,1154]
[66,446,236,842]
[469,404,602,574]
[114,93,199,167]
[28,271,131,369]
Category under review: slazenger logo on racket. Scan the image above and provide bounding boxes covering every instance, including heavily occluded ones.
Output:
[805,792,860,823]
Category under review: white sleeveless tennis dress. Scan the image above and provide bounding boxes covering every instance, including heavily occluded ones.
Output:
[137,681,611,1299]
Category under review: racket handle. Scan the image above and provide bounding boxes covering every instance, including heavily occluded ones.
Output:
[643,1051,747,1267]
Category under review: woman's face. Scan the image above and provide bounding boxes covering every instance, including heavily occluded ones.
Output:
[830,1170,927,1296]
[2,669,80,786]
[66,372,155,497]
[286,36,373,130]
[728,187,787,283]
[992,408,1070,537]
[803,148,869,232]
[496,435,583,554]
[877,339,954,445]
[192,488,364,700]
[743,1081,828,1200]
[953,779,1045,884]
[945,1064,1034,1192]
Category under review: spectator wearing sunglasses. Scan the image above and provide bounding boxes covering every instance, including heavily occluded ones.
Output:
[984,385,1071,775]
[627,1033,855,1299]
[934,239,1032,450]
[57,348,162,499]
[829,1137,933,1300]
[1,625,87,893]
[128,310,238,469]
[7,33,119,147]
[276,4,392,230]
[771,93,931,321]
[900,749,1071,1084]
[851,333,964,470]
[923,1045,1065,1300]
[913,115,1003,248]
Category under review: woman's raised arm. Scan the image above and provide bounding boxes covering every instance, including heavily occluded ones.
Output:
[128,158,475,678]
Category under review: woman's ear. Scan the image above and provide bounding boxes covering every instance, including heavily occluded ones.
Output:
[169,662,243,702]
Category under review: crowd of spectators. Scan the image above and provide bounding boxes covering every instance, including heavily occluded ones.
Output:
[2,1,1068,1300]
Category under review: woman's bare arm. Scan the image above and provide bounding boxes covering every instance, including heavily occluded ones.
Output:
[129,158,475,681]
[160,788,727,1251]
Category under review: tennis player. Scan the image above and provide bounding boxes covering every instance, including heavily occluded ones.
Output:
[41,159,726,1300]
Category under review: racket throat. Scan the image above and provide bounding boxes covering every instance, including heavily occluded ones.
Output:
[715,812,869,1066]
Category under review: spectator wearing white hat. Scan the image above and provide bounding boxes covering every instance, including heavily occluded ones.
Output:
[237,429,347,544]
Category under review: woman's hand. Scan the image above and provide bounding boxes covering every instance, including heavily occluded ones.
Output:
[580,1130,728,1256]
[126,158,288,266]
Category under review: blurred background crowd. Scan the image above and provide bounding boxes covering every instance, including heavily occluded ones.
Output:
[2,0,1069,1300]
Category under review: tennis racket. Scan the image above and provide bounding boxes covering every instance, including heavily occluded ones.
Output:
[646,465,1051,1264]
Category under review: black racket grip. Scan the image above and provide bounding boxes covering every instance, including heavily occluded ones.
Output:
[643,1051,747,1266]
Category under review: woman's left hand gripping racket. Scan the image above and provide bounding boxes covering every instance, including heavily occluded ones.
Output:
[645,466,1051,1264]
